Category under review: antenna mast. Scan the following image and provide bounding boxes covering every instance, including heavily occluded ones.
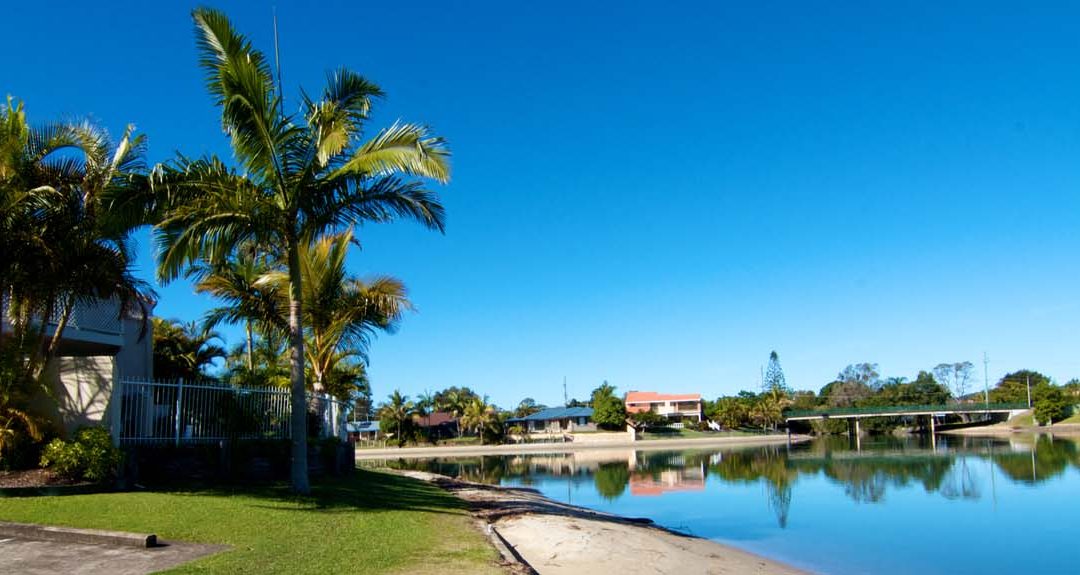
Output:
[272,7,283,112]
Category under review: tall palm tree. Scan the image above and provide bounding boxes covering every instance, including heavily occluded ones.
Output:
[151,9,450,493]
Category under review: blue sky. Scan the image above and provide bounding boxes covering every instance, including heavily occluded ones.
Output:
[5,1,1080,408]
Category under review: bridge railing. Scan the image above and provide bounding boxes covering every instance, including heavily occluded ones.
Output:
[783,402,1028,419]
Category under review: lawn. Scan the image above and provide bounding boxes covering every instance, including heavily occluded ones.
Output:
[0,469,501,575]
[640,428,759,440]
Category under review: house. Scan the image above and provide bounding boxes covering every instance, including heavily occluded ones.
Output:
[2,297,154,435]
[624,391,703,424]
[346,420,380,442]
[414,411,458,439]
[507,406,596,433]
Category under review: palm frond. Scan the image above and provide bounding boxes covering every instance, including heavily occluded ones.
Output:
[334,121,450,183]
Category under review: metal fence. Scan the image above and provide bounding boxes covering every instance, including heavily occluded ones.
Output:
[114,377,350,446]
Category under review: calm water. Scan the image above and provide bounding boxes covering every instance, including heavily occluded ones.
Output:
[379,435,1080,575]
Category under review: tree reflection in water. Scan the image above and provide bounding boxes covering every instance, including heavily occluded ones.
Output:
[376,435,1080,529]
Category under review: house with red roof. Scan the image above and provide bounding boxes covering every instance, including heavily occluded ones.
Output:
[624,391,704,424]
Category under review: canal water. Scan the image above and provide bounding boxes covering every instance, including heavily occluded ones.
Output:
[378,434,1080,575]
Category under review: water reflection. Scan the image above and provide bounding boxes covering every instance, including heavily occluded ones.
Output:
[379,434,1080,529]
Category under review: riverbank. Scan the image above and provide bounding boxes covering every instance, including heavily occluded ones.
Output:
[940,422,1080,436]
[394,469,808,575]
[356,433,810,460]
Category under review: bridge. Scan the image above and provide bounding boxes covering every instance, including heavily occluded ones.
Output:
[782,402,1030,448]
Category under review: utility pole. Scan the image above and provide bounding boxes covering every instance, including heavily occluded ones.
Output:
[1026,374,1032,408]
[983,352,990,409]
[563,376,568,407]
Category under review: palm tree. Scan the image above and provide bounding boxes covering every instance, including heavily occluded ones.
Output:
[291,230,411,394]
[378,390,414,447]
[151,9,450,493]
[190,248,283,373]
[460,397,496,445]
[152,318,227,381]
[1,97,153,381]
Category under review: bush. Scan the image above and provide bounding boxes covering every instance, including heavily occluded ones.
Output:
[40,427,123,482]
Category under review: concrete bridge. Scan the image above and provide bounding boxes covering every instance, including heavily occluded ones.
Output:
[783,402,1029,448]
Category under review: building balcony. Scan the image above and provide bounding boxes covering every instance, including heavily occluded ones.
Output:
[2,296,125,354]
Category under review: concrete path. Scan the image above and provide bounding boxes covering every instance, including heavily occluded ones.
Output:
[0,535,225,574]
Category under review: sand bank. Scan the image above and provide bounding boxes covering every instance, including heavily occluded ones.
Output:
[395,470,807,575]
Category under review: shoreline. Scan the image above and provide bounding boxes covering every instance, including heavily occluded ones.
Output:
[939,423,1080,436]
[393,469,809,575]
[355,433,811,460]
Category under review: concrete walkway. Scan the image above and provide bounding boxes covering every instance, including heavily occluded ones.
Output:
[0,535,225,574]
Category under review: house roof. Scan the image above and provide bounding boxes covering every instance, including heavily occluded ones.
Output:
[507,406,594,423]
[414,411,457,427]
[624,391,701,403]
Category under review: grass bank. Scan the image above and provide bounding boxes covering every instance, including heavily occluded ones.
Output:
[0,469,501,575]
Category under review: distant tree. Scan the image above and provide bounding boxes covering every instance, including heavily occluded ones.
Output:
[460,397,497,444]
[837,363,881,389]
[1062,379,1080,400]
[566,397,589,408]
[629,409,664,428]
[378,390,414,447]
[990,370,1051,405]
[763,351,790,394]
[514,398,543,418]
[591,381,628,430]
[821,379,872,408]
[750,393,785,431]
[710,396,751,429]
[790,391,818,411]
[933,362,974,401]
[1032,384,1069,425]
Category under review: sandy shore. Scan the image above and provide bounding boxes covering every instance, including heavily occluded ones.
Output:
[395,469,807,575]
[356,434,809,460]
[940,423,1080,436]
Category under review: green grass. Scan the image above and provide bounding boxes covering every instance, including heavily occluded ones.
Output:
[640,428,758,440]
[1006,412,1035,426]
[0,469,500,575]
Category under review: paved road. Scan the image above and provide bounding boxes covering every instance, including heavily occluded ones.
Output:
[0,535,224,574]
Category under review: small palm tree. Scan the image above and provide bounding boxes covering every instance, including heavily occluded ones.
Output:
[378,390,414,447]
[152,318,227,381]
[460,397,496,445]
[151,8,450,494]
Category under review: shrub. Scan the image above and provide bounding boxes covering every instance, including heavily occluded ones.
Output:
[40,427,123,482]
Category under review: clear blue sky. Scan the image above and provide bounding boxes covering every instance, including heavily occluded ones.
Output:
[5,1,1080,408]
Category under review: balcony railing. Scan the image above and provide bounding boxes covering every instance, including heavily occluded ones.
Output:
[2,294,123,338]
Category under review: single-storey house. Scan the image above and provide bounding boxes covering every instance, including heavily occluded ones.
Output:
[625,391,703,423]
[346,420,380,441]
[507,406,596,433]
[414,411,458,439]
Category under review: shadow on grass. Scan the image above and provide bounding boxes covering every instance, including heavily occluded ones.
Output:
[143,468,469,516]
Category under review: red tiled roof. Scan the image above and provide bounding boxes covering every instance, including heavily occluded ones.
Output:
[624,391,701,403]
[413,411,457,427]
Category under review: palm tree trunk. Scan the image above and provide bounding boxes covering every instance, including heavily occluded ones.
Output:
[246,321,254,373]
[286,238,310,494]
